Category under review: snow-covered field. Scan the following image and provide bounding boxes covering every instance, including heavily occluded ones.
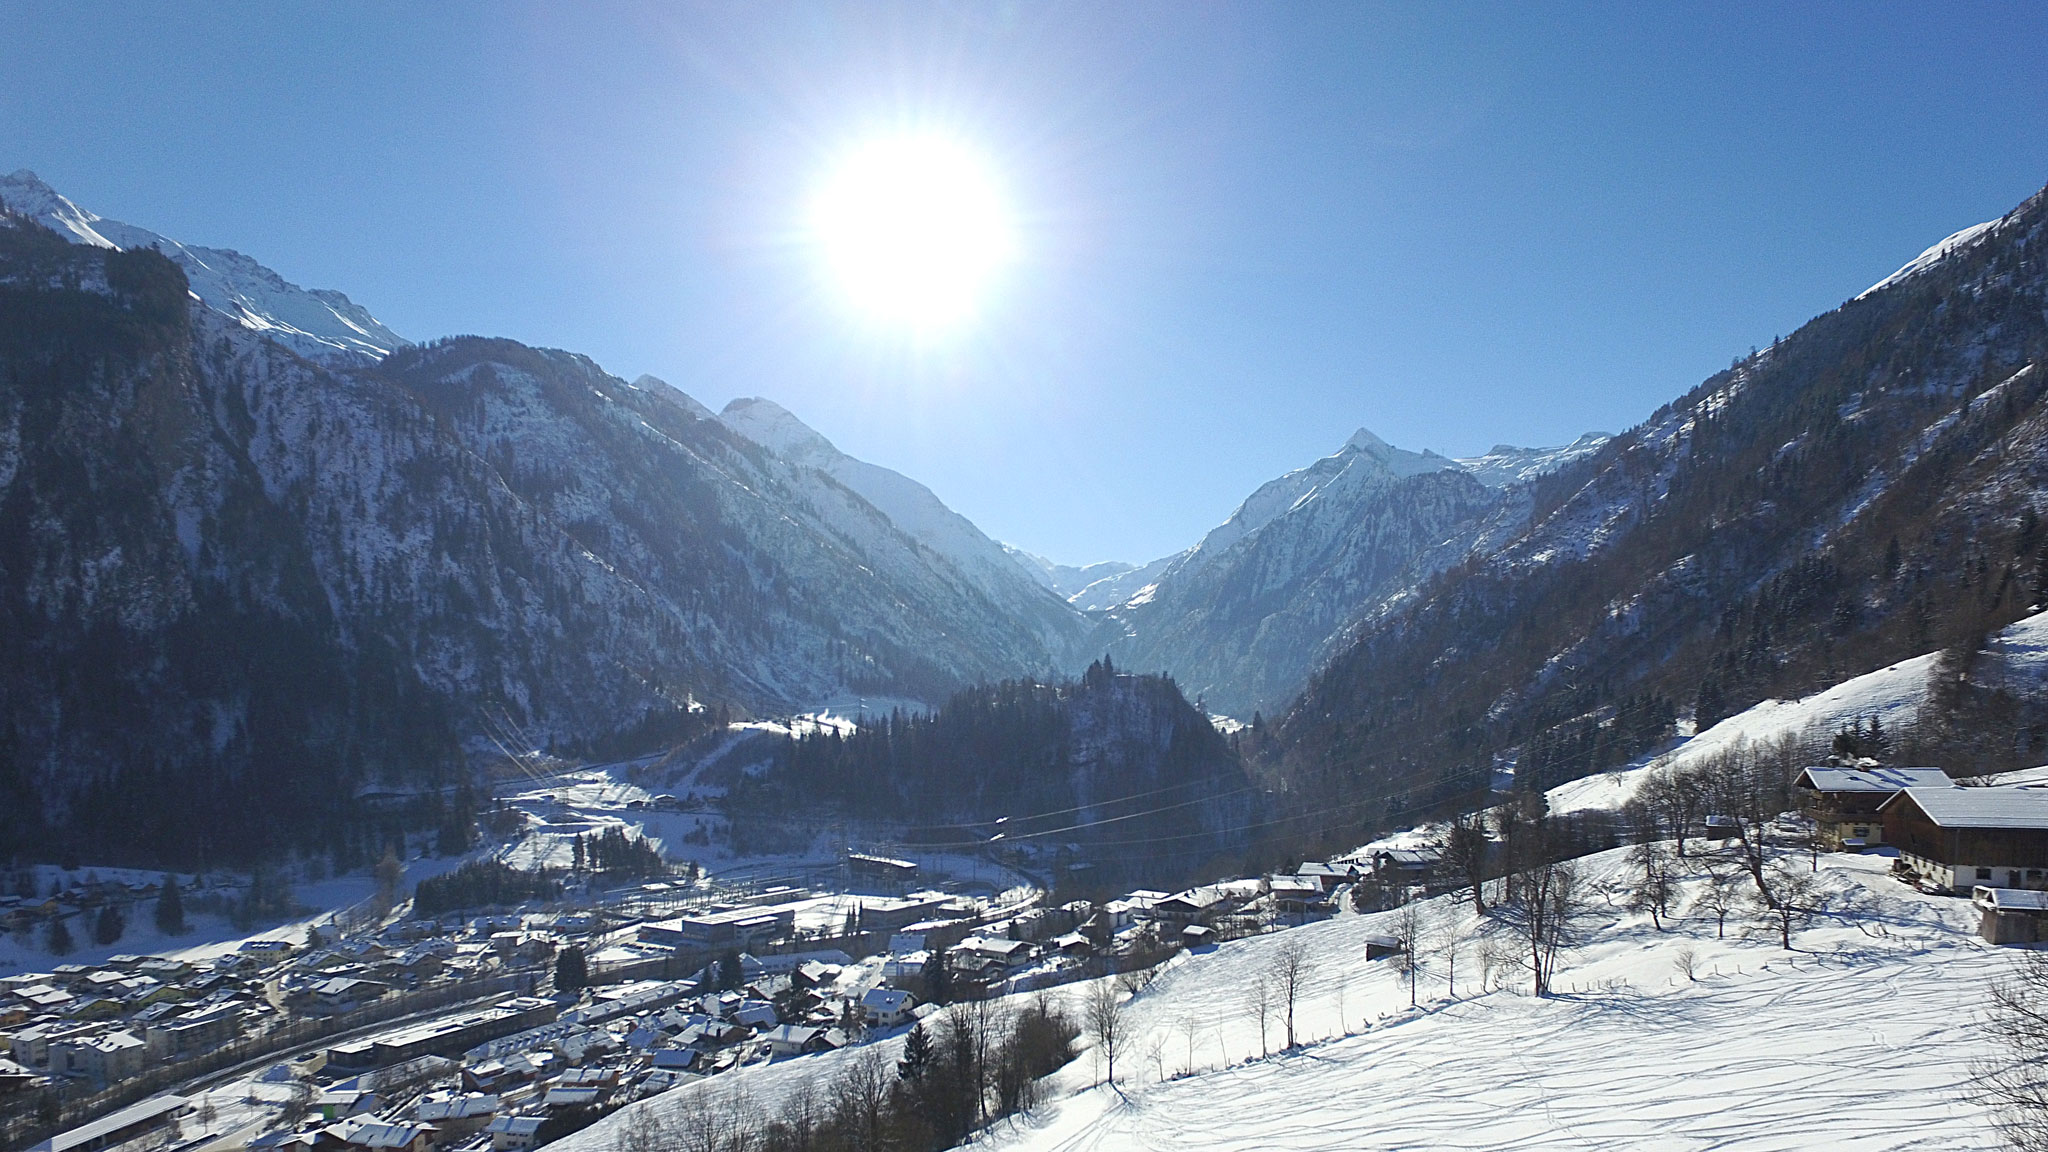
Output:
[562,848,2014,1152]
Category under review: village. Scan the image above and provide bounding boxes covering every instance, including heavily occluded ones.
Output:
[11,751,2048,1152]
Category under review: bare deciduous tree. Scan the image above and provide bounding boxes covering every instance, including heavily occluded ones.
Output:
[1980,948,2048,1152]
[1272,935,1316,1049]
[1692,863,1741,938]
[1243,974,1274,1058]
[1086,980,1128,1088]
[831,1047,891,1152]
[1628,839,1675,931]
[1392,900,1425,1007]
[1516,859,1582,997]
[1752,861,1828,950]
[1440,815,1491,915]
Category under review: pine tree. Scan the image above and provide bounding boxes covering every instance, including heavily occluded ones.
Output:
[155,875,185,935]
[897,1021,935,1081]
[93,903,124,946]
[46,916,73,956]
[554,945,588,993]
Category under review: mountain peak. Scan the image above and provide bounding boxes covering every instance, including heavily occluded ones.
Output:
[1338,426,1457,479]
[0,169,405,364]
[633,375,712,419]
[718,397,839,461]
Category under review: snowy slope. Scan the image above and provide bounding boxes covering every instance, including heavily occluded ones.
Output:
[1099,426,1600,716]
[0,169,405,364]
[718,397,1085,653]
[560,848,2009,1152]
[1005,547,1182,612]
[1857,218,2003,300]
[1454,431,1612,488]
[1538,608,2048,818]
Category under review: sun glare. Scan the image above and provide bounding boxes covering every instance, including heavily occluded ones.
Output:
[809,136,1016,331]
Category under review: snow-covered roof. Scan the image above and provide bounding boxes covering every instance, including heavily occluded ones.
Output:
[1796,766,1952,793]
[861,987,911,1010]
[1884,786,2048,829]
[32,1096,188,1152]
[1973,887,2048,912]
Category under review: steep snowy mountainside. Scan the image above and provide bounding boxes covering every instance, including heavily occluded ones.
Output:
[719,396,1086,654]
[633,374,714,419]
[1454,431,1612,488]
[1001,546,1182,612]
[1067,552,1179,611]
[1857,216,2003,300]
[1001,546,1133,598]
[1098,424,1603,718]
[0,214,1089,867]
[1279,179,2048,843]
[0,169,405,364]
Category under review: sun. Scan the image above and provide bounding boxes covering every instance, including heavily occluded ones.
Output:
[809,136,1017,331]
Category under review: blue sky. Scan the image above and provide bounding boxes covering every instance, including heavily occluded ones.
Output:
[4,2,2045,564]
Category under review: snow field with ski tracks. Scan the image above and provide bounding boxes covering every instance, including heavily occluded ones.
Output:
[564,848,2015,1152]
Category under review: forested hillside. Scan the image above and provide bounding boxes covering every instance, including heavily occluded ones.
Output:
[1268,182,2048,858]
[727,661,1261,886]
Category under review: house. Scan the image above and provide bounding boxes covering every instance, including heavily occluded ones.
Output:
[1370,848,1443,886]
[485,1114,545,1152]
[1180,924,1217,949]
[1974,887,2048,944]
[1882,787,2048,892]
[1150,887,1233,928]
[411,1094,499,1139]
[313,977,389,1012]
[316,1089,383,1122]
[1794,765,1953,848]
[860,988,915,1029]
[946,937,1035,977]
[1296,862,1358,892]
[342,1121,433,1152]
[1268,876,1327,916]
[761,1024,832,1058]
[541,1086,604,1109]
[49,1030,145,1085]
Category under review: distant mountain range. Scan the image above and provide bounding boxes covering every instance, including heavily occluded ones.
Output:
[6,163,2041,871]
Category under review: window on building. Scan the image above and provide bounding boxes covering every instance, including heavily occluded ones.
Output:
[1978,867,1995,880]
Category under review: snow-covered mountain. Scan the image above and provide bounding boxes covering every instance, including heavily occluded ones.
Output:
[1094,426,1607,717]
[1000,547,1181,612]
[1279,179,2048,825]
[717,397,1084,653]
[1454,432,1611,489]
[0,186,1091,865]
[0,170,405,364]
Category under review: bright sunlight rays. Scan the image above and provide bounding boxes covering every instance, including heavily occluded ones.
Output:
[809,135,1017,332]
